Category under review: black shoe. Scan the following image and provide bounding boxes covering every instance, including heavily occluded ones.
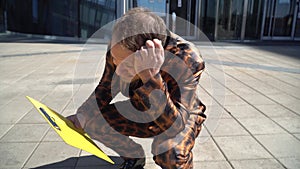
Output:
[119,158,145,169]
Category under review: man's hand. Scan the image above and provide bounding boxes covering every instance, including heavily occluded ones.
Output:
[66,114,84,130]
[115,54,136,83]
[134,39,164,83]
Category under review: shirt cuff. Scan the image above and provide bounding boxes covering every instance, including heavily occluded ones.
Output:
[141,73,166,95]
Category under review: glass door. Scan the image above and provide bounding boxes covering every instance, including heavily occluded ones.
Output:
[168,0,198,40]
[216,0,245,40]
[294,0,300,39]
[245,0,264,40]
[262,0,297,39]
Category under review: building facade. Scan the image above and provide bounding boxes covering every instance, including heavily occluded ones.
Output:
[1,0,300,41]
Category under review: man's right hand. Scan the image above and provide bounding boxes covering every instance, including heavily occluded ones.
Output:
[67,114,84,130]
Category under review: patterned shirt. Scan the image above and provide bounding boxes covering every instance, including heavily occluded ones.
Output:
[77,32,206,138]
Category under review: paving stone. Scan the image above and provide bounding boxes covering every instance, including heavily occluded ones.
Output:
[0,97,33,124]
[255,104,298,118]
[1,124,49,142]
[241,94,275,105]
[198,125,210,137]
[194,137,226,161]
[76,155,123,167]
[237,117,287,135]
[284,103,300,115]
[42,129,63,142]
[271,116,300,134]
[24,142,80,168]
[278,157,300,169]
[205,105,232,119]
[194,161,232,169]
[220,95,249,106]
[267,93,299,105]
[229,85,258,96]
[18,108,48,124]
[214,136,272,160]
[1,41,300,169]
[230,159,284,169]
[255,134,300,158]
[0,124,12,138]
[0,142,37,168]
[253,85,284,95]
[143,163,162,169]
[206,118,249,137]
[294,134,300,140]
[225,105,265,119]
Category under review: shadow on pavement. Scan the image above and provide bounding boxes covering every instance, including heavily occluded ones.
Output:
[31,155,123,169]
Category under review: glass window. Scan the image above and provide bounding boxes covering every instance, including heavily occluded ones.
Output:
[200,0,217,40]
[263,0,297,38]
[245,0,263,40]
[0,0,5,32]
[273,0,296,36]
[135,0,166,15]
[80,0,116,38]
[89,9,96,25]
[217,0,244,40]
[295,1,300,37]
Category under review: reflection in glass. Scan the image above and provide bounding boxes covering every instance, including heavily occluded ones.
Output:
[245,0,263,39]
[217,0,244,40]
[200,0,217,40]
[295,0,300,37]
[169,0,196,37]
[80,0,116,38]
[273,0,296,36]
[263,0,296,37]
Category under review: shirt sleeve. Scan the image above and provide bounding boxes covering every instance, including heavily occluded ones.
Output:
[76,50,119,125]
[130,44,205,137]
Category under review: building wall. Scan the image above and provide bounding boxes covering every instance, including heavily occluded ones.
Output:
[5,0,116,38]
[2,0,300,41]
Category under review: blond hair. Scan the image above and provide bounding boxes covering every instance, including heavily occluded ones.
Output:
[112,7,167,51]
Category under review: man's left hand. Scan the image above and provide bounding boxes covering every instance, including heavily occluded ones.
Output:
[134,39,164,83]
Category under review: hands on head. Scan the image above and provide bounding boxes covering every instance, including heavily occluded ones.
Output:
[116,39,164,83]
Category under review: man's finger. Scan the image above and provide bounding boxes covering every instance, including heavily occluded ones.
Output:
[145,40,154,48]
[153,39,163,50]
[153,39,164,57]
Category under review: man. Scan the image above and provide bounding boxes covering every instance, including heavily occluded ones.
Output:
[68,7,206,169]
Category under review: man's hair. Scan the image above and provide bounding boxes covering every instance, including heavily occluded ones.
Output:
[112,7,167,52]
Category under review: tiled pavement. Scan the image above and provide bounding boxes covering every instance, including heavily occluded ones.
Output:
[0,38,299,169]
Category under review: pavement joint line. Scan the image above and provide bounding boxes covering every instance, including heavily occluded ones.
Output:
[205,59,300,74]
[210,57,300,116]
[0,92,27,110]
[1,42,299,168]
[221,51,300,96]
[22,126,52,168]
[227,48,300,80]
[0,49,83,58]
[0,84,52,140]
[1,56,80,167]
[230,68,300,117]
[0,55,75,109]
[200,84,289,169]
[2,53,77,95]
[0,54,63,92]
[229,46,300,68]
[207,62,300,142]
[21,90,79,168]
[204,124,235,169]
[0,55,48,82]
[239,69,300,100]
[218,60,300,100]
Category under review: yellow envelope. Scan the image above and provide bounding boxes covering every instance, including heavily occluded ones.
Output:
[26,96,114,164]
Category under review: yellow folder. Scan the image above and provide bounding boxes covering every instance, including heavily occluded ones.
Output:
[26,96,114,164]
